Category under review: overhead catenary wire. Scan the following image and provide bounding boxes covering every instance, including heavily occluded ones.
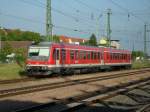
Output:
[75,0,102,13]
[0,10,93,34]
[18,0,97,29]
[1,9,140,35]
[108,0,145,23]
[36,0,99,28]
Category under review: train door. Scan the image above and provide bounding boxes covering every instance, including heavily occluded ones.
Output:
[61,49,66,65]
[75,50,79,64]
[55,49,60,66]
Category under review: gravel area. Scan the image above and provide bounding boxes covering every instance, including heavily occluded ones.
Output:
[71,82,150,112]
[0,70,150,112]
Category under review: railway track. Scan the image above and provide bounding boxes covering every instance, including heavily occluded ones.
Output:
[0,69,150,98]
[0,67,149,85]
[13,76,150,112]
[0,78,36,85]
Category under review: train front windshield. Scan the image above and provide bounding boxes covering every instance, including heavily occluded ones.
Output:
[28,47,50,61]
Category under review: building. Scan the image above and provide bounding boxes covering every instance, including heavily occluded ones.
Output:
[59,35,88,45]
[99,37,120,49]
[1,41,32,49]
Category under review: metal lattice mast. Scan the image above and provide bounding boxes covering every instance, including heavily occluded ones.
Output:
[144,24,147,59]
[46,0,52,41]
[106,9,112,47]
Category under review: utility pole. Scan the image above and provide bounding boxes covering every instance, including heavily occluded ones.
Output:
[144,24,147,59]
[106,9,112,47]
[46,0,53,41]
[132,41,134,52]
[96,14,102,40]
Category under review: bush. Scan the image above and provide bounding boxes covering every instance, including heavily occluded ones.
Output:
[0,52,6,62]
[132,60,150,69]
[15,54,26,68]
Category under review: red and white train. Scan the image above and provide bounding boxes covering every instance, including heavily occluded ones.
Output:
[26,42,132,75]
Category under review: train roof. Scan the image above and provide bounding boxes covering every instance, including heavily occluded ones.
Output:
[30,42,131,53]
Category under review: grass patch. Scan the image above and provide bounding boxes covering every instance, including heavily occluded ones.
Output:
[0,63,26,80]
[132,60,150,69]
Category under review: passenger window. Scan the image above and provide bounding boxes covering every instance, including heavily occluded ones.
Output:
[107,53,109,59]
[98,52,100,59]
[79,51,82,60]
[87,52,90,59]
[83,51,86,59]
[91,52,94,60]
[75,50,78,60]
[70,50,74,60]
[94,52,97,60]
[101,53,103,59]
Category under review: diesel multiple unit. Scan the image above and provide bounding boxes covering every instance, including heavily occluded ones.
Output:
[26,42,131,75]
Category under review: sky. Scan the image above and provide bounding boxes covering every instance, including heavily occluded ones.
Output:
[0,0,150,55]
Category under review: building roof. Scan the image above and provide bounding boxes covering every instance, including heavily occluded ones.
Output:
[1,41,32,49]
[59,35,88,43]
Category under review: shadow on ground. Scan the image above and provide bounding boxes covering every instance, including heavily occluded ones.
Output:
[0,99,138,112]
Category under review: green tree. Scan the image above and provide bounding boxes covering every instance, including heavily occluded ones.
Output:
[53,35,60,43]
[0,29,7,41]
[0,29,41,43]
[0,42,13,62]
[132,51,144,60]
[22,31,40,43]
[89,34,97,46]
[7,29,23,41]
[2,42,13,55]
